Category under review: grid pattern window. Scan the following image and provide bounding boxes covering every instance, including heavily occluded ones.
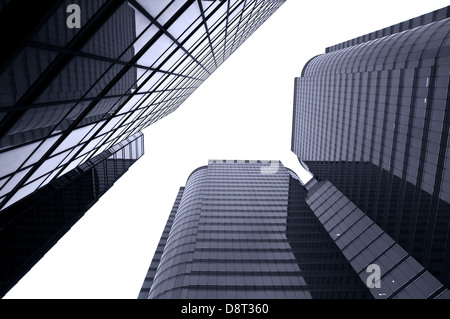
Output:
[0,132,143,297]
[291,9,450,288]
[139,160,372,299]
[305,179,449,299]
[0,0,285,211]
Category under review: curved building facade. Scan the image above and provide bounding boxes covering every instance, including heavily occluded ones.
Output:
[139,160,374,299]
[292,7,450,289]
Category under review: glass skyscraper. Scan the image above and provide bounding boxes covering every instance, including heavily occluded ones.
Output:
[0,0,285,296]
[0,132,143,297]
[292,6,450,291]
[138,160,450,299]
[138,160,373,299]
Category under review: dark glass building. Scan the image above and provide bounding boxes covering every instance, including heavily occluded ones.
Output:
[138,160,373,299]
[0,132,143,297]
[138,160,450,299]
[292,7,450,290]
[0,0,285,211]
[305,177,449,299]
[0,0,285,296]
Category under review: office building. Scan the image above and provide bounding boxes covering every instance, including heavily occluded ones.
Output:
[0,0,285,296]
[0,0,285,211]
[305,177,449,299]
[138,160,373,299]
[0,132,143,297]
[138,160,450,299]
[292,6,450,289]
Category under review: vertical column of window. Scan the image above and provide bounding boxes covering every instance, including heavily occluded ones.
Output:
[329,59,341,162]
[313,74,320,160]
[343,72,353,163]
[441,138,450,287]
[346,71,358,163]
[320,75,328,162]
[339,45,358,74]
[323,51,339,76]
[337,72,350,193]
[299,77,310,160]
[310,76,320,160]
[435,34,450,284]
[291,77,300,156]
[385,67,410,246]
[298,75,308,159]
[303,77,311,160]
[373,68,391,228]
[352,41,373,74]
[316,75,325,161]
[422,26,450,282]
[380,70,395,166]
[397,58,422,259]
[355,71,367,163]
[334,66,347,161]
[404,23,445,267]
[365,70,377,163]
[345,73,356,195]
[377,71,394,231]
[325,72,334,162]
[357,70,373,217]
[316,74,323,161]
[306,76,314,161]
[389,68,407,179]
[351,71,364,207]
[357,38,381,73]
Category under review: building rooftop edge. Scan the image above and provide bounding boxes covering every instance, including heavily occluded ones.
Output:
[325,6,450,53]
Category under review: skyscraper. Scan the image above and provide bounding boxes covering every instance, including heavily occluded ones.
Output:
[0,0,285,296]
[292,6,450,290]
[0,132,143,297]
[138,160,373,299]
[138,160,450,299]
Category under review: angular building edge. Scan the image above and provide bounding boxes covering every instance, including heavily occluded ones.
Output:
[305,177,450,299]
[292,5,450,292]
[0,132,144,298]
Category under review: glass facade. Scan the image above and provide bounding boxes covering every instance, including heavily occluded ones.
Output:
[305,178,450,299]
[292,7,450,290]
[0,132,143,297]
[138,160,373,299]
[0,0,284,295]
[0,0,285,211]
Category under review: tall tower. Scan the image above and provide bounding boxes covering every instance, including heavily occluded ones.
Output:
[139,160,450,299]
[138,160,373,299]
[0,132,144,297]
[292,6,450,289]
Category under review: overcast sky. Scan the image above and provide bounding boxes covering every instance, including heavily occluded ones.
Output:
[4,0,450,299]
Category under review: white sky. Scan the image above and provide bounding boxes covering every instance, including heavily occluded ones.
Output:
[4,0,450,299]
